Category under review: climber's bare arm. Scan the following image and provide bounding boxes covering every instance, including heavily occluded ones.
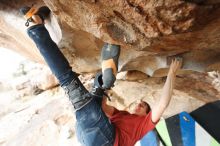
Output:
[102,97,115,117]
[151,59,181,123]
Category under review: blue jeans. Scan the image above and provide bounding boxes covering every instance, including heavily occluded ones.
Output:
[27,24,115,146]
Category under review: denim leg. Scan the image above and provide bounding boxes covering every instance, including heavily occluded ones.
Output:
[76,98,115,146]
[27,24,74,86]
[27,24,91,110]
[27,24,115,145]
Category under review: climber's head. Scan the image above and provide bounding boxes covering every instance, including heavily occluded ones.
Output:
[129,100,151,116]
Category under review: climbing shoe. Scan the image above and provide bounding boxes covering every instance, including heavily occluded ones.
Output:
[101,43,120,89]
[63,74,93,111]
[91,72,111,100]
[19,5,51,27]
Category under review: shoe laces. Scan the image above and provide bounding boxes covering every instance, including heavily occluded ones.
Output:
[91,86,111,101]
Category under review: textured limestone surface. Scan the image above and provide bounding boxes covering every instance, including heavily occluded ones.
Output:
[0,1,220,144]
[111,71,220,117]
[0,0,220,146]
[0,0,220,74]
[0,72,219,146]
[0,87,81,146]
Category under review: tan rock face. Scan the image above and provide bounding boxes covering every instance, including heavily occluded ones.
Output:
[0,0,220,116]
[43,0,220,50]
[109,71,220,117]
[1,0,220,74]
[7,62,58,98]
[0,88,80,146]
[0,72,219,145]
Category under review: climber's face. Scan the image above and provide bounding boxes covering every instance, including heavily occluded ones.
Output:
[130,100,150,116]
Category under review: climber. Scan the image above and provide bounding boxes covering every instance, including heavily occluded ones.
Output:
[97,58,181,146]
[20,5,181,146]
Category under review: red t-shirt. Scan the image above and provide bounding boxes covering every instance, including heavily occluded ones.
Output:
[109,109,157,146]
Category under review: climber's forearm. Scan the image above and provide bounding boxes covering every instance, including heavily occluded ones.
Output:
[159,72,175,108]
[151,72,176,123]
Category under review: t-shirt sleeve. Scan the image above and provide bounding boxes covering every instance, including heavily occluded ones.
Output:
[138,111,159,139]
